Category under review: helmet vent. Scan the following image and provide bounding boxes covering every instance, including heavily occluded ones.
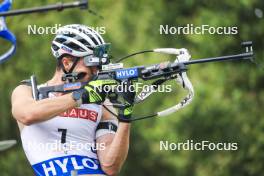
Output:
[66,42,85,52]
[55,38,66,43]
[52,44,59,51]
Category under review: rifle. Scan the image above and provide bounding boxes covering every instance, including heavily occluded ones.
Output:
[29,41,254,121]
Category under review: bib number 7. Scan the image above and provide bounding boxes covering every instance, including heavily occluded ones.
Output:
[58,128,67,144]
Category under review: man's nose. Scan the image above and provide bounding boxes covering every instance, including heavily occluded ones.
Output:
[91,66,99,74]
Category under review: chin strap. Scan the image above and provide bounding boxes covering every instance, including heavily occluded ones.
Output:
[0,0,16,64]
[61,57,81,82]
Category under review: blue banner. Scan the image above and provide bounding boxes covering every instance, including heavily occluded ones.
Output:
[115,67,138,79]
[32,155,105,176]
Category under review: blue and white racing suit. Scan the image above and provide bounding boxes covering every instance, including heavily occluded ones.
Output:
[20,91,106,176]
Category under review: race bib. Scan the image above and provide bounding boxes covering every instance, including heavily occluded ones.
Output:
[32,155,105,176]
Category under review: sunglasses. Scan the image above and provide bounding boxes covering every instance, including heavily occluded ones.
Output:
[84,43,111,66]
[92,43,111,58]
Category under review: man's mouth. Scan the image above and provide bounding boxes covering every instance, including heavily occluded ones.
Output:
[77,72,87,80]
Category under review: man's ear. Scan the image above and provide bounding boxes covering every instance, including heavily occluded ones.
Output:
[61,56,73,72]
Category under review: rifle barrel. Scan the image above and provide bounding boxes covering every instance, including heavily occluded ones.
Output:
[0,0,88,17]
[183,52,253,65]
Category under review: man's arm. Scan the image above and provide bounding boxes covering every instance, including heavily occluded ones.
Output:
[96,104,130,176]
[11,85,78,125]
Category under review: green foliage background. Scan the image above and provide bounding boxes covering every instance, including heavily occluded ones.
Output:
[0,0,263,175]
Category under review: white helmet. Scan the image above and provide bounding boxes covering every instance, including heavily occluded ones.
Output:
[51,24,109,66]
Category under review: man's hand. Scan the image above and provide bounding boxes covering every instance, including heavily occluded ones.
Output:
[116,80,136,123]
[118,102,134,122]
[76,79,117,104]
